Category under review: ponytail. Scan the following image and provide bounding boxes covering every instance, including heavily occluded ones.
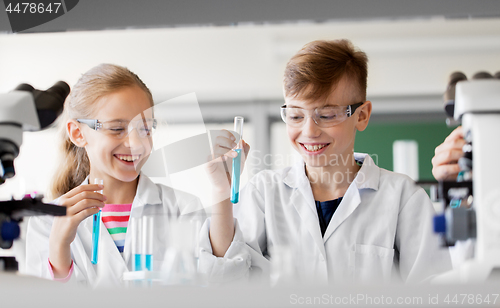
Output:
[48,108,90,199]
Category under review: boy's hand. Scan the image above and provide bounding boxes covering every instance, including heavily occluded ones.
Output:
[432,126,465,181]
[205,129,250,196]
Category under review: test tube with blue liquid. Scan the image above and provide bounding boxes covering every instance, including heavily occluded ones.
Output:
[142,216,154,272]
[131,217,142,271]
[230,116,244,204]
[91,178,104,264]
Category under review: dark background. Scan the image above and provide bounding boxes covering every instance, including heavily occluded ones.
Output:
[1,0,500,33]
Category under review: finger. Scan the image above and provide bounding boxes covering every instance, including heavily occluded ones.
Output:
[215,135,237,150]
[223,149,239,159]
[213,144,236,159]
[223,140,248,160]
[432,164,461,181]
[242,140,250,157]
[63,191,107,208]
[220,129,237,141]
[63,184,105,200]
[444,126,464,143]
[66,199,105,216]
[221,155,230,174]
[238,141,251,173]
[431,149,464,167]
[435,137,466,155]
[73,207,101,223]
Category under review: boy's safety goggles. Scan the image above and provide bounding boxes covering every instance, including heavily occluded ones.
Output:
[76,118,157,139]
[280,102,363,128]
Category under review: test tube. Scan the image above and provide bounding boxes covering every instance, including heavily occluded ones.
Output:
[142,216,154,271]
[230,116,244,204]
[91,178,104,264]
[131,217,142,271]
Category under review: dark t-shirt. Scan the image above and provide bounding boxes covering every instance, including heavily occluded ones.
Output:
[315,197,343,237]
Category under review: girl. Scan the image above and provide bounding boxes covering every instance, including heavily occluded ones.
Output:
[24,64,205,287]
[200,39,452,284]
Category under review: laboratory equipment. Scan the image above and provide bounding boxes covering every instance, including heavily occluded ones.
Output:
[230,116,244,204]
[1,82,69,183]
[125,216,150,287]
[160,219,199,286]
[91,178,104,264]
[0,82,69,271]
[130,216,142,272]
[433,71,500,283]
[123,216,203,287]
[142,216,154,272]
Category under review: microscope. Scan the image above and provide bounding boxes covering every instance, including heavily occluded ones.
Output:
[0,82,69,271]
[434,71,500,283]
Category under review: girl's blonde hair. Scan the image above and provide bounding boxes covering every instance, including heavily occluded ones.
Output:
[49,64,153,199]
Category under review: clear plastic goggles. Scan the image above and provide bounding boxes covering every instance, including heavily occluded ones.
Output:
[77,118,157,139]
[280,102,363,128]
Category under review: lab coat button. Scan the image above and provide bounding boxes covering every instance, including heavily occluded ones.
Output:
[320,255,325,262]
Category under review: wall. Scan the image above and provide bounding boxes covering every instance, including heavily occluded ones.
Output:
[1,17,500,201]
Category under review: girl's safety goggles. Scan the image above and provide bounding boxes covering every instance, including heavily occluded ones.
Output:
[76,118,157,139]
[280,102,363,128]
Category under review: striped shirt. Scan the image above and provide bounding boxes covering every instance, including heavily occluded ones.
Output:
[101,203,132,254]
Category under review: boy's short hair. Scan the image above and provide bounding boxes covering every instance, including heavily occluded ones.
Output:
[284,39,368,102]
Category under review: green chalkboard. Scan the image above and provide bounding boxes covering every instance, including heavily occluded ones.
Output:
[354,121,455,181]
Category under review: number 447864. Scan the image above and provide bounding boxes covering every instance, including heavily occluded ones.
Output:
[444,294,499,305]
[5,2,62,14]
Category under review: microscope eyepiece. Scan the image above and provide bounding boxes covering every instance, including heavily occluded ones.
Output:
[472,71,493,80]
[13,83,35,92]
[14,81,70,129]
[444,71,468,118]
[46,81,71,103]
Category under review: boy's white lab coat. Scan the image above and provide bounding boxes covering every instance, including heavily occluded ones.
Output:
[24,173,205,288]
[199,153,453,284]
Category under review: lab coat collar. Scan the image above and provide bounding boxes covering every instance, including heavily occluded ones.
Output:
[282,153,380,246]
[322,153,380,243]
[282,152,380,191]
[134,172,162,207]
[353,153,380,191]
[282,159,309,189]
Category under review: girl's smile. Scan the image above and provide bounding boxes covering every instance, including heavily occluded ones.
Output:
[113,154,142,166]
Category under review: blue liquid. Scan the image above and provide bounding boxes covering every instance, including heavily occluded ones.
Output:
[91,211,101,264]
[230,149,242,203]
[145,254,153,271]
[134,254,142,271]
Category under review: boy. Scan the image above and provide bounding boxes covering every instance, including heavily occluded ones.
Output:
[201,39,452,284]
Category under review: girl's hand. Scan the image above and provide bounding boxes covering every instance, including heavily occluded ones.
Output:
[49,184,106,277]
[205,129,250,195]
[50,184,106,246]
[432,126,465,181]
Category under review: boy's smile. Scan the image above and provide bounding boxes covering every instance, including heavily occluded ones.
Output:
[299,142,330,155]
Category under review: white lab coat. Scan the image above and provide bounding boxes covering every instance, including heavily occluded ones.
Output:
[199,153,453,284]
[24,173,205,288]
